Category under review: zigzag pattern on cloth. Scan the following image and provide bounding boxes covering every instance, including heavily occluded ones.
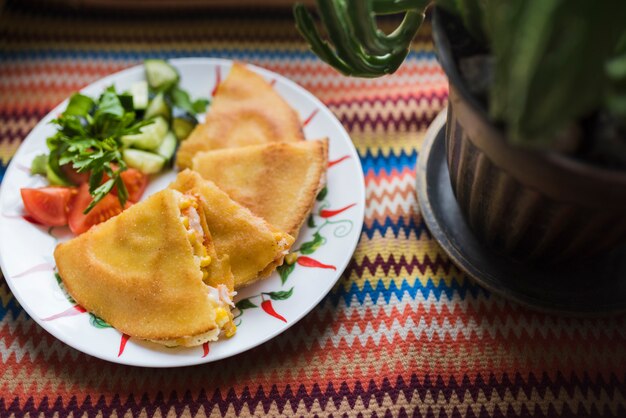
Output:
[1,1,625,417]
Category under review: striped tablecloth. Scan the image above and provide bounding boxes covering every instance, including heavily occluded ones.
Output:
[1,2,625,417]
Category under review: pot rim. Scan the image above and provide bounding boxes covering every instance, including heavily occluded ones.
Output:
[431,7,626,185]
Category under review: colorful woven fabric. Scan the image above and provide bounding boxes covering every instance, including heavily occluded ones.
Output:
[1,2,625,417]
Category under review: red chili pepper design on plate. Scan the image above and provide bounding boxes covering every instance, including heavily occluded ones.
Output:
[118,333,130,357]
[13,262,54,278]
[302,108,319,127]
[328,155,350,168]
[211,66,221,96]
[261,300,287,322]
[202,342,210,358]
[296,256,336,270]
[16,163,31,174]
[319,203,356,218]
[42,304,86,321]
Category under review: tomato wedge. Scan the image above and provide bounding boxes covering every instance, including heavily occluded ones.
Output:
[68,183,131,235]
[117,168,148,203]
[21,187,75,227]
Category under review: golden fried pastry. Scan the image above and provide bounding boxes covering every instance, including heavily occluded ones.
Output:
[192,139,328,237]
[169,170,294,288]
[54,189,237,347]
[176,62,305,169]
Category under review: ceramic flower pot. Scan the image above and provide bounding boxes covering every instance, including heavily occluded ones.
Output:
[432,9,626,264]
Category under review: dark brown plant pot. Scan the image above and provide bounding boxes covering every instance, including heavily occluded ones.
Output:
[432,9,626,264]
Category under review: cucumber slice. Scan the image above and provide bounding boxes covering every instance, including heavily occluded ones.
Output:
[130,80,149,110]
[123,149,166,174]
[156,131,178,160]
[46,150,72,186]
[30,154,48,176]
[121,117,168,150]
[144,92,170,121]
[144,59,179,91]
[172,116,197,140]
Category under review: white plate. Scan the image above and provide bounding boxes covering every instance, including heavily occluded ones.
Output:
[0,58,365,367]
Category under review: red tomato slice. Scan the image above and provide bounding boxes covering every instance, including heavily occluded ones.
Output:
[21,187,75,226]
[68,183,131,235]
[117,168,148,203]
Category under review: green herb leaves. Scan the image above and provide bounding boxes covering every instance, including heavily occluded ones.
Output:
[47,87,151,213]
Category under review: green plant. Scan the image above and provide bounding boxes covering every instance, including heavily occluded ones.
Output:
[294,0,626,152]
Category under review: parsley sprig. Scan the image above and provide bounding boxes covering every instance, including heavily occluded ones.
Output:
[47,87,152,213]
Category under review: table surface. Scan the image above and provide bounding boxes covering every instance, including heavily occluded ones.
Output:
[1,2,625,417]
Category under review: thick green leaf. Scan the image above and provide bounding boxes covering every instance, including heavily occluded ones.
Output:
[89,313,112,329]
[55,272,76,304]
[298,232,325,255]
[316,186,328,201]
[277,262,296,285]
[266,287,294,301]
[487,0,626,146]
[294,0,424,77]
[235,299,258,311]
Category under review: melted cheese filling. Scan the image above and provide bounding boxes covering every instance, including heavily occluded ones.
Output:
[149,194,236,347]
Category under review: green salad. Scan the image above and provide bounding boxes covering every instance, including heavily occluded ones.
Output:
[32,59,208,213]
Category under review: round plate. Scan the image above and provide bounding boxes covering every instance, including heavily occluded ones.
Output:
[417,110,626,315]
[0,58,365,367]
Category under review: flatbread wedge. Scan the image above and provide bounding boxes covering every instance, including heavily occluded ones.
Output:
[176,62,305,169]
[54,188,236,347]
[192,139,328,237]
[169,170,294,288]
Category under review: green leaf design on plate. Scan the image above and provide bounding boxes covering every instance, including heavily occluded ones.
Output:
[316,186,328,201]
[299,232,325,255]
[307,214,316,228]
[55,272,76,305]
[266,287,294,301]
[89,313,112,329]
[277,262,295,285]
[235,299,258,311]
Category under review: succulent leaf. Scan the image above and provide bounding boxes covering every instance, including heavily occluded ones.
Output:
[293,0,424,77]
